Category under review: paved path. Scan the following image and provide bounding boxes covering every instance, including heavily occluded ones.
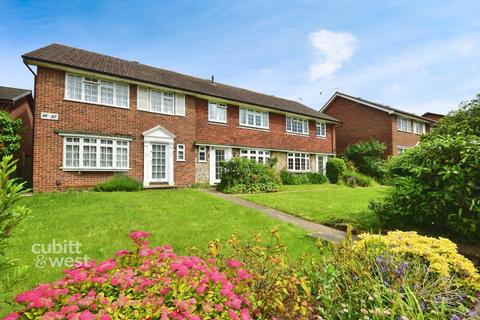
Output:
[201,189,348,243]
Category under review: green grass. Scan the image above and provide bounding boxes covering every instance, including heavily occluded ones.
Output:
[3,189,317,315]
[240,184,388,231]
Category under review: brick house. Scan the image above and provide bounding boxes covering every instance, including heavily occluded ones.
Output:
[0,86,34,183]
[320,92,436,156]
[22,44,339,192]
[422,112,444,122]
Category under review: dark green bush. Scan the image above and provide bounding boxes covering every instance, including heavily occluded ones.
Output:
[342,169,374,187]
[216,157,280,194]
[371,135,480,243]
[94,174,143,192]
[325,158,346,183]
[280,171,327,185]
[344,140,387,181]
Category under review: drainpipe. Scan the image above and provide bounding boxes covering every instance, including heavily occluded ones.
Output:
[23,61,37,190]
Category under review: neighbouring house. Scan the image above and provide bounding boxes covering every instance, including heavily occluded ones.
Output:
[422,112,444,122]
[22,44,340,192]
[0,86,34,184]
[320,92,436,156]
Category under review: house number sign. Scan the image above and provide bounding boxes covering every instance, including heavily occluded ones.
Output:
[40,112,59,121]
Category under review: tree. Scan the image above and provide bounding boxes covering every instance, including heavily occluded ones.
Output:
[343,140,387,181]
[0,111,23,159]
[372,94,480,243]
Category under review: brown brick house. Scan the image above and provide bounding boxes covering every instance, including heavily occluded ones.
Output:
[22,44,339,192]
[0,86,34,183]
[321,92,436,156]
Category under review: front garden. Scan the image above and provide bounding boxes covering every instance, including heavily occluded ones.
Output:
[241,184,388,231]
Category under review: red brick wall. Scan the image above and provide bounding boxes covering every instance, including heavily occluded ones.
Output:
[322,97,394,156]
[33,67,196,191]
[194,98,336,153]
[33,67,336,191]
[323,97,428,156]
[390,116,425,156]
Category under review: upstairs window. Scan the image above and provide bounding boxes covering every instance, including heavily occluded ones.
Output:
[286,116,309,134]
[240,149,270,164]
[316,122,327,137]
[63,136,130,170]
[287,153,310,172]
[414,121,426,134]
[139,88,176,115]
[65,74,129,108]
[239,108,269,129]
[397,116,412,132]
[208,102,227,123]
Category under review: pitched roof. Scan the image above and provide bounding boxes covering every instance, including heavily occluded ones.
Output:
[22,43,339,122]
[321,92,435,123]
[0,86,31,103]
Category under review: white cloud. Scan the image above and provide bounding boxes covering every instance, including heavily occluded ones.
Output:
[308,29,357,80]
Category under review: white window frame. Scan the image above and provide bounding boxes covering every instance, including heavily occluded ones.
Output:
[208,102,228,123]
[316,155,328,174]
[316,122,327,138]
[397,116,412,132]
[287,153,310,172]
[239,149,270,164]
[65,73,130,109]
[148,89,176,115]
[414,121,426,135]
[397,145,409,154]
[61,135,131,171]
[239,108,269,129]
[176,144,185,161]
[198,146,207,162]
[286,116,309,135]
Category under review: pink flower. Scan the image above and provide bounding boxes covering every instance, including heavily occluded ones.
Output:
[3,312,20,320]
[115,250,130,257]
[237,269,252,280]
[226,259,243,268]
[240,309,251,320]
[228,309,239,320]
[79,310,95,320]
[129,230,151,241]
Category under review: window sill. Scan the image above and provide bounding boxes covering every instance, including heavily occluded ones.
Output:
[286,132,310,137]
[176,159,186,162]
[397,129,414,133]
[287,170,311,173]
[64,98,130,110]
[137,108,180,117]
[61,168,130,172]
[237,125,270,132]
[316,135,327,139]
[207,121,228,126]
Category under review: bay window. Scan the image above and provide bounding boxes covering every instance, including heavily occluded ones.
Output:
[63,136,130,170]
[239,108,269,129]
[208,102,227,123]
[240,149,270,164]
[65,74,129,108]
[287,153,310,172]
[286,116,309,134]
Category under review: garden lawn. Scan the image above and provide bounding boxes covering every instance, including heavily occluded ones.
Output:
[240,184,388,231]
[3,189,317,315]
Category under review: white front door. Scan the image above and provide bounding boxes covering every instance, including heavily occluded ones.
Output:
[209,147,232,184]
[142,125,176,187]
[151,143,167,182]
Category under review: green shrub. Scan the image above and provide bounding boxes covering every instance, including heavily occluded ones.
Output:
[344,139,387,181]
[280,171,327,185]
[371,134,480,243]
[325,158,346,183]
[0,155,30,306]
[94,174,143,192]
[342,169,374,187]
[216,157,280,194]
[0,112,23,159]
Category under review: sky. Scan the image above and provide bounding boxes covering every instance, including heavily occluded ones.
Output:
[1,0,479,115]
